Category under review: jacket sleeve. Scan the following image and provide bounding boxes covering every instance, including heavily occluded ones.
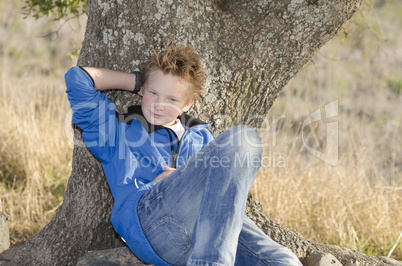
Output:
[65,66,118,163]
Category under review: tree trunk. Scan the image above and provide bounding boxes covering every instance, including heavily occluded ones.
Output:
[9,0,379,265]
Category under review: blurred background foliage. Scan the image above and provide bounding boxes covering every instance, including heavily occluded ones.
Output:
[23,0,86,19]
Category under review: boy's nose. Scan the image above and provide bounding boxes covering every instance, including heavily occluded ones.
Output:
[155,103,165,111]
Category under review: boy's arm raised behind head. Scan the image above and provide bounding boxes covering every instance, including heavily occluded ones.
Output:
[81,67,140,92]
[65,66,124,163]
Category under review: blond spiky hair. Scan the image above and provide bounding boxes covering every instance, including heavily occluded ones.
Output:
[142,45,206,102]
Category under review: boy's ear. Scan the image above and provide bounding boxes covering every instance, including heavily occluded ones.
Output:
[182,99,194,112]
[138,86,144,96]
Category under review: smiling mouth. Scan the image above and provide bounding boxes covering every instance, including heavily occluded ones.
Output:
[151,112,162,118]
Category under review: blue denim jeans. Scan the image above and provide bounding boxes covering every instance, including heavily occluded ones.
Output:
[138,125,302,266]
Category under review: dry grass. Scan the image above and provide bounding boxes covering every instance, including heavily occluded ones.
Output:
[254,121,402,258]
[0,0,82,243]
[0,74,73,242]
[252,0,402,259]
[0,0,401,261]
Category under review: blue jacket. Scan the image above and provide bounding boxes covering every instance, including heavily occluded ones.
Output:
[65,66,214,265]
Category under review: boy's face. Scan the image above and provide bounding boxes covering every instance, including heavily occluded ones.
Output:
[139,70,193,127]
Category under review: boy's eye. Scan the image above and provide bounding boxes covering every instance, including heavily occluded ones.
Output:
[150,91,157,95]
[169,98,176,102]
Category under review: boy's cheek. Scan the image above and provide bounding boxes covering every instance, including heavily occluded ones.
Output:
[141,97,151,108]
[168,107,182,117]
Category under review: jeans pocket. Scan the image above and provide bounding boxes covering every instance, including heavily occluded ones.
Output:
[143,216,192,265]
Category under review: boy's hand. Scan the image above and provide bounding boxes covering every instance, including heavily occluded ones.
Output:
[152,166,176,183]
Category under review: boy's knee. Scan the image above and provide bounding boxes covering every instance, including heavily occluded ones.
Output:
[233,125,262,157]
[211,125,262,164]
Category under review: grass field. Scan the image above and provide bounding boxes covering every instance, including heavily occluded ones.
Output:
[252,0,402,258]
[0,0,401,261]
[0,0,83,244]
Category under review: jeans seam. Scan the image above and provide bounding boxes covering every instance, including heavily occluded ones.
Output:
[238,239,273,266]
[143,216,192,265]
[187,259,227,266]
[143,215,192,250]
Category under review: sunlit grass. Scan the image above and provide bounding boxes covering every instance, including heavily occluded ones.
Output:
[0,73,73,243]
[253,116,401,259]
[0,0,80,244]
[252,0,402,259]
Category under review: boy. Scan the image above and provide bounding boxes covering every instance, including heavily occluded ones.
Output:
[65,45,301,266]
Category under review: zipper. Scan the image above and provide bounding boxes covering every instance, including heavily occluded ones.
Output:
[172,137,183,167]
[165,128,189,168]
[165,129,176,167]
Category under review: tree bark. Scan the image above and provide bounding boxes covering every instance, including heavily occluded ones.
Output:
[8,0,383,265]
